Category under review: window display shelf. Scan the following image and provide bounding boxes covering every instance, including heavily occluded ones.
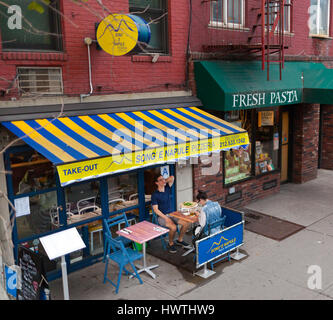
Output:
[11,159,50,168]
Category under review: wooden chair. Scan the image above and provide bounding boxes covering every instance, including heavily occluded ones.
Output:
[78,205,102,253]
[77,196,98,214]
[49,206,59,228]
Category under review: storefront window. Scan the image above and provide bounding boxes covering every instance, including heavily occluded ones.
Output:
[224,110,252,184]
[9,150,57,239]
[255,110,279,175]
[10,150,56,195]
[15,191,57,239]
[65,180,100,216]
[144,167,161,198]
[223,109,280,184]
[107,172,139,214]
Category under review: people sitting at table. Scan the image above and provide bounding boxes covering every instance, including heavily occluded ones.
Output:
[151,174,191,253]
[194,190,223,236]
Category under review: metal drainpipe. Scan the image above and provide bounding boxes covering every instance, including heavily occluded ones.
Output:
[80,37,93,102]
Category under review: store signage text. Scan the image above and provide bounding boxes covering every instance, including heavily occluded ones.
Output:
[57,132,249,185]
[232,90,299,108]
[62,163,98,176]
[196,222,244,267]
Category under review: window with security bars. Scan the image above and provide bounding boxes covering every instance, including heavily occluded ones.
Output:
[265,0,292,33]
[17,67,63,95]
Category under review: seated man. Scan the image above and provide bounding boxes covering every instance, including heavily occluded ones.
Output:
[152,174,191,253]
[194,190,223,236]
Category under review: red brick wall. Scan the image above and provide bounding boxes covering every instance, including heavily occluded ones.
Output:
[189,0,333,58]
[192,154,280,209]
[0,0,189,100]
[292,103,320,183]
[321,105,333,170]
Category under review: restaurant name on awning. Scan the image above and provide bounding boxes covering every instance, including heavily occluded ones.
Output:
[232,90,299,108]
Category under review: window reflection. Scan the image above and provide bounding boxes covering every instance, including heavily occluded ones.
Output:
[15,191,57,239]
[10,150,57,239]
[11,151,56,195]
[65,181,100,217]
[224,110,252,184]
[255,111,279,175]
[107,173,138,212]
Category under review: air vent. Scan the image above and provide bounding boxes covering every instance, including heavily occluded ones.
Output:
[17,67,63,95]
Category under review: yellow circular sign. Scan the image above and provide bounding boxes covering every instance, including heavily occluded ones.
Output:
[96,14,139,56]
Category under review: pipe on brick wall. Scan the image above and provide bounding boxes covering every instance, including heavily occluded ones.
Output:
[80,37,94,102]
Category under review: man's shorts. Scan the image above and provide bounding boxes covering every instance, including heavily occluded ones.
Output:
[158,214,179,227]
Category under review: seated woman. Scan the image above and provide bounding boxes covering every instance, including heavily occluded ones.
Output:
[193,190,223,236]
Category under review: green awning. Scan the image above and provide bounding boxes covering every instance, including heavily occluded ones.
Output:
[303,68,333,104]
[194,60,327,111]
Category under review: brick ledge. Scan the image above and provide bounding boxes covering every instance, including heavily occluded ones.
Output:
[131,55,172,63]
[1,51,67,61]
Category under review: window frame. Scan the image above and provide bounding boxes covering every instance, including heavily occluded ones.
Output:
[222,108,281,188]
[0,0,63,52]
[264,0,292,34]
[129,1,169,54]
[309,0,331,37]
[210,0,246,29]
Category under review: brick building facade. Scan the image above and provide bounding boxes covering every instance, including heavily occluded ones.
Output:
[1,0,333,279]
[0,0,198,271]
[188,0,333,208]
[0,0,189,99]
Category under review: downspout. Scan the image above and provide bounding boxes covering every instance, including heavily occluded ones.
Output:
[80,37,93,102]
[185,0,192,90]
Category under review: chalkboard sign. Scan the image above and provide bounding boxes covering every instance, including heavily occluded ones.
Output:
[17,246,48,300]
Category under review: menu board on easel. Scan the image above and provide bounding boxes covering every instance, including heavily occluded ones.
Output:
[17,246,47,300]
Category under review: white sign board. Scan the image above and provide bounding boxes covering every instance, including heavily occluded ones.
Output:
[14,197,30,217]
[39,228,86,260]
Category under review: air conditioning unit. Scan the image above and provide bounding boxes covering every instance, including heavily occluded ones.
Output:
[17,67,63,95]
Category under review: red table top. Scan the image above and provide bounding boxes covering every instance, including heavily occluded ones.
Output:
[116,220,169,244]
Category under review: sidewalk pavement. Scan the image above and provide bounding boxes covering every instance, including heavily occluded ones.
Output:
[49,169,333,300]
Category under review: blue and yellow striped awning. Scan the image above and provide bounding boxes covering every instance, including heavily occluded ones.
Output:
[3,107,249,186]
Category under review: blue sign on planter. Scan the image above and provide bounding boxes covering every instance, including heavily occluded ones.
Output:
[196,222,244,267]
[5,265,17,299]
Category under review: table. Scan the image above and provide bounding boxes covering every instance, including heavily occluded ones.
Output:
[169,211,198,257]
[169,211,198,224]
[116,221,169,279]
[67,209,102,227]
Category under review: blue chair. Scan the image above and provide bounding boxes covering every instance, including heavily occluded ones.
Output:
[189,215,229,267]
[103,214,133,263]
[207,215,226,236]
[103,235,143,294]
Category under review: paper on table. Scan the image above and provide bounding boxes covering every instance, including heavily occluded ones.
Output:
[153,226,167,232]
[14,197,30,217]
